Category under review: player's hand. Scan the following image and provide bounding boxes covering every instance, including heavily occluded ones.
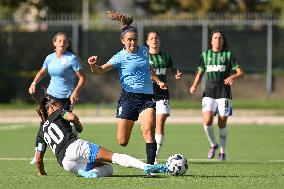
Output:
[189,85,196,94]
[175,70,182,80]
[157,81,167,90]
[29,84,36,94]
[224,76,233,86]
[70,90,79,105]
[88,56,98,65]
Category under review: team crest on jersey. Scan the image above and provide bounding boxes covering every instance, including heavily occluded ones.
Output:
[207,57,211,63]
[61,58,67,64]
[220,56,226,63]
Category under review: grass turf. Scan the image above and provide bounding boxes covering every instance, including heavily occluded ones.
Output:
[0,123,283,189]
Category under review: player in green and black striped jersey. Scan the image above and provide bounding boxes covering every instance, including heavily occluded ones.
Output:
[190,30,243,161]
[146,31,182,164]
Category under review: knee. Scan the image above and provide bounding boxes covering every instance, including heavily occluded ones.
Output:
[117,138,129,147]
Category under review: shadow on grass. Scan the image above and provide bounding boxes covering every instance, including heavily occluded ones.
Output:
[191,161,284,165]
[188,174,281,178]
[111,174,168,179]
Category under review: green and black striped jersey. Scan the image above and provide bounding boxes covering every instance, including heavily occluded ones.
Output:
[197,49,240,99]
[149,51,174,100]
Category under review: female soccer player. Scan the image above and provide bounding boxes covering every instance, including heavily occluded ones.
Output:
[87,11,167,165]
[29,32,86,164]
[146,31,182,163]
[35,95,168,178]
[189,30,243,161]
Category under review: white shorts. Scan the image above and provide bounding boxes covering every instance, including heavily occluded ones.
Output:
[156,99,170,115]
[62,139,100,173]
[202,97,232,116]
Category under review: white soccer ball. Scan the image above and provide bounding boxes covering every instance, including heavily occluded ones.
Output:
[166,154,188,176]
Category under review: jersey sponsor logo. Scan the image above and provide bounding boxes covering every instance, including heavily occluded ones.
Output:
[206,65,226,72]
[155,68,166,75]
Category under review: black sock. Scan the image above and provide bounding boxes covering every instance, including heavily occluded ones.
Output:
[146,141,157,165]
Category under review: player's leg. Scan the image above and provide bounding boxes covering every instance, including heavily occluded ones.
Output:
[97,147,168,174]
[216,98,232,161]
[217,116,228,160]
[139,107,157,165]
[202,97,218,159]
[155,99,170,163]
[116,119,135,146]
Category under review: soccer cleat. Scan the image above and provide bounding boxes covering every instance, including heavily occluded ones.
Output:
[143,164,169,174]
[78,169,98,178]
[208,144,218,159]
[218,153,226,161]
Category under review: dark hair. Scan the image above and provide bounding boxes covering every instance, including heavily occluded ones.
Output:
[37,95,57,123]
[107,10,136,38]
[208,30,228,50]
[146,30,160,39]
[145,30,160,46]
[52,32,73,53]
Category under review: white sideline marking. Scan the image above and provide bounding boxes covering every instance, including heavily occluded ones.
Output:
[0,157,283,163]
[0,124,37,131]
[0,157,55,161]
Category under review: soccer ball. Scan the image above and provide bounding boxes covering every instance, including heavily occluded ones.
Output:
[166,154,188,176]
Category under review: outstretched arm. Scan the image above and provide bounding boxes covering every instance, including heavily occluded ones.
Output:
[35,151,47,176]
[189,71,203,94]
[29,68,47,94]
[88,56,113,75]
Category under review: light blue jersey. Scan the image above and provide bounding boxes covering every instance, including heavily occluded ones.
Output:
[43,52,82,98]
[109,46,153,94]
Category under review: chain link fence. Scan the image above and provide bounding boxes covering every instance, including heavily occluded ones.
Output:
[0,18,283,103]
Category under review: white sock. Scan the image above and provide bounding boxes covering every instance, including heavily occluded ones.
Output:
[112,153,147,170]
[219,127,228,154]
[155,134,164,160]
[203,124,217,147]
[90,164,113,177]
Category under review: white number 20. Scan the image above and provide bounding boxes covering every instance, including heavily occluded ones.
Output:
[44,123,64,154]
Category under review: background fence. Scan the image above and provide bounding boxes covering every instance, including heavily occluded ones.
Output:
[0,17,283,103]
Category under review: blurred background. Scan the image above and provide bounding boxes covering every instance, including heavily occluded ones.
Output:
[0,0,283,105]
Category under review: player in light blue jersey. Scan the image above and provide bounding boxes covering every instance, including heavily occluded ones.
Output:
[88,11,167,167]
[28,32,86,164]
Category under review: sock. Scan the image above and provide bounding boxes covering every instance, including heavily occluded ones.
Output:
[146,141,157,165]
[203,124,217,147]
[155,134,164,161]
[112,153,147,170]
[90,164,113,177]
[219,127,228,154]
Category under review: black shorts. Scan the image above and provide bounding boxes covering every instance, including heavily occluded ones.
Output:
[48,94,72,112]
[116,90,155,121]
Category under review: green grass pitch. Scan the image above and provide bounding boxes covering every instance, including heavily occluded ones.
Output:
[0,123,283,189]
